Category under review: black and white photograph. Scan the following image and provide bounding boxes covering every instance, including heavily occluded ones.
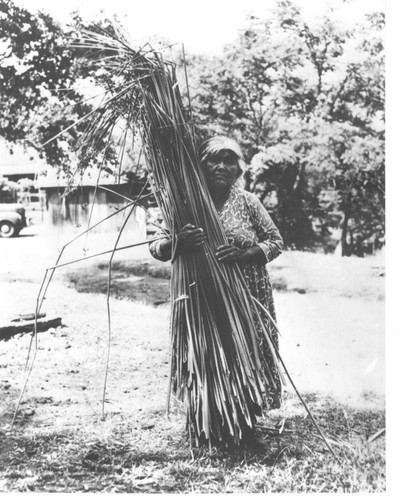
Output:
[0,0,389,494]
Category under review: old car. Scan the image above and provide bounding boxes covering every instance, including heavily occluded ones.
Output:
[0,203,27,237]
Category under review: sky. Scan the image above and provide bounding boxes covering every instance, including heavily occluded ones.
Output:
[15,0,385,55]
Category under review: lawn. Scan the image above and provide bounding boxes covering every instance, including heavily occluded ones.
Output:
[0,241,385,493]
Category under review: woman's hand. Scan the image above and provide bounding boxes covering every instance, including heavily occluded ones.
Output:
[215,244,247,263]
[177,224,206,249]
[215,244,267,265]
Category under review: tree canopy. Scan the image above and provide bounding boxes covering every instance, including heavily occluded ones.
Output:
[187,1,384,254]
[0,0,385,255]
[0,0,129,179]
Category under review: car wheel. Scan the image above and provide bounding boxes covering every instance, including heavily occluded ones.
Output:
[0,220,16,238]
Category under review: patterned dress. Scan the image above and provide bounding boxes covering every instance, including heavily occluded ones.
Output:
[217,186,283,408]
[150,186,284,409]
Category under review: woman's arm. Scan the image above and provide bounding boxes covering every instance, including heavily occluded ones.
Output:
[149,236,173,262]
[149,224,206,262]
[215,193,283,265]
[248,193,283,263]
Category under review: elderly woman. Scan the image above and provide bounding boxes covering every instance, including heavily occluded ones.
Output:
[149,136,284,437]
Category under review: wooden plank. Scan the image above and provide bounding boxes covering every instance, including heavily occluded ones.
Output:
[0,317,62,342]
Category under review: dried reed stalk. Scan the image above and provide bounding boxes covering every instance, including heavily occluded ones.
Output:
[12,191,155,426]
[16,24,337,459]
[71,26,284,446]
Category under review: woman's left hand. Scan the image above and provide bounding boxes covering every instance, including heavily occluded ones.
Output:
[215,244,247,263]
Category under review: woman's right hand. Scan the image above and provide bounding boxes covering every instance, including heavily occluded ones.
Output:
[177,224,206,249]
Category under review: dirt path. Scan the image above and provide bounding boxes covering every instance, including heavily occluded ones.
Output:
[0,281,171,425]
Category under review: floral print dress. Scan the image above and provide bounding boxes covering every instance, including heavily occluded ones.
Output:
[150,186,284,409]
[217,187,283,409]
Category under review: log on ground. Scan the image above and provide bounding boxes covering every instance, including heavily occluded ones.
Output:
[0,317,63,341]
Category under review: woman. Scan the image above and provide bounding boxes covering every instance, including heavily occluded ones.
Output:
[149,135,284,434]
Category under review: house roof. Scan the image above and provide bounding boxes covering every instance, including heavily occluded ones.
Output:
[0,163,43,177]
[38,173,132,189]
[0,139,142,189]
[39,181,131,189]
[0,139,47,178]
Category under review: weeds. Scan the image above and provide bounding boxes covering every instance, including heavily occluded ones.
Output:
[0,395,385,492]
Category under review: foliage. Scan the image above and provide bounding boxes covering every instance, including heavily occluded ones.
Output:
[0,0,123,177]
[187,1,385,255]
[1,175,37,201]
[0,175,19,202]
[0,0,385,255]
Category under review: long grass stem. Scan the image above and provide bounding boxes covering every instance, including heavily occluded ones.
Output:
[252,297,339,462]
[101,181,150,419]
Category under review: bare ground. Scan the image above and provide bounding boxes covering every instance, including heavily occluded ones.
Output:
[0,226,385,492]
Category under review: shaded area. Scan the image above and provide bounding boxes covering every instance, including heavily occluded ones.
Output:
[0,317,62,342]
[63,251,385,306]
[0,395,385,493]
[65,261,171,305]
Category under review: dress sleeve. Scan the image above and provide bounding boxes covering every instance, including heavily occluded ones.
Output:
[246,192,284,263]
[148,226,172,262]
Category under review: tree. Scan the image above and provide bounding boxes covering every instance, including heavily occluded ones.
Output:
[0,0,99,172]
[187,1,385,254]
[0,176,19,202]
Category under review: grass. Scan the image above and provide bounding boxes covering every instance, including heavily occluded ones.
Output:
[0,250,385,492]
[0,394,385,492]
[63,249,384,304]
[66,269,170,305]
[64,258,171,305]
[97,260,171,280]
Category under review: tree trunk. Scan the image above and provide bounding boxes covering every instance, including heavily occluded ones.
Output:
[243,169,252,192]
[340,192,352,257]
[276,164,315,248]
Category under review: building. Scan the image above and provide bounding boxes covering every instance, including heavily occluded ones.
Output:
[40,178,149,235]
[0,139,152,234]
[0,139,45,182]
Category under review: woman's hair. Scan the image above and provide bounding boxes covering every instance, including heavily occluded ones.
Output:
[199,136,245,178]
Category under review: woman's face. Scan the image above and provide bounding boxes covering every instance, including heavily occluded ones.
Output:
[204,150,239,192]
